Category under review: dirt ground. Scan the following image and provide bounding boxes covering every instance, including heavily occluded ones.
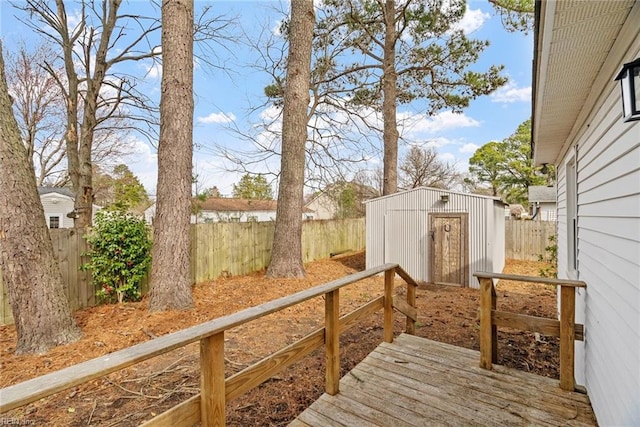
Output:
[1,252,559,426]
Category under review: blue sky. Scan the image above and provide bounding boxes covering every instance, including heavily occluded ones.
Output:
[1,1,533,197]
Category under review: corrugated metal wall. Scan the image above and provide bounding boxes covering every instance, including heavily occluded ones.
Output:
[366,187,505,288]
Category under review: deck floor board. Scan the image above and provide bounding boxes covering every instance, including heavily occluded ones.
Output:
[291,334,597,427]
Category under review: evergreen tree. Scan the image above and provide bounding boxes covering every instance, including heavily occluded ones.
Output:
[468,120,551,205]
[232,174,273,200]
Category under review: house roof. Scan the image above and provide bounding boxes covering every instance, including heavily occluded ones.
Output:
[528,185,556,203]
[532,1,636,165]
[38,187,75,198]
[197,197,278,212]
[304,182,379,207]
[196,197,315,214]
[363,186,504,204]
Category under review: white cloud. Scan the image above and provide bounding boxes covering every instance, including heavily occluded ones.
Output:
[439,152,457,164]
[125,137,158,195]
[452,7,490,34]
[459,142,480,154]
[403,110,480,135]
[491,81,531,104]
[259,105,282,122]
[424,137,456,149]
[145,62,162,79]
[197,112,237,124]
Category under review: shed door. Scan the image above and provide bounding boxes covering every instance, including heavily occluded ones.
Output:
[430,214,468,286]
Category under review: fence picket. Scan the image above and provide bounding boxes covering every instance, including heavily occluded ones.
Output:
[0,218,554,325]
[505,220,556,261]
[0,218,366,325]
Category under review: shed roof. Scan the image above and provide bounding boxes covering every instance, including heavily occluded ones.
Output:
[528,186,556,203]
[363,187,504,204]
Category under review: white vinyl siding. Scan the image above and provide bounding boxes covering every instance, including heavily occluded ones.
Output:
[40,194,75,228]
[566,156,578,274]
[554,33,640,425]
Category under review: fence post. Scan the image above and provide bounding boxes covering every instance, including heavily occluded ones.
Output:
[325,289,340,395]
[405,269,416,335]
[479,277,497,369]
[383,269,394,343]
[559,285,576,391]
[201,332,225,426]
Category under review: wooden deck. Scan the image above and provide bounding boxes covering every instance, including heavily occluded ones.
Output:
[290,334,597,426]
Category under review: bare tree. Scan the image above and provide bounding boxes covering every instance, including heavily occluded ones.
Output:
[148,0,194,311]
[399,145,460,190]
[214,5,382,194]
[266,0,315,278]
[6,42,136,187]
[5,42,67,186]
[17,0,161,227]
[0,41,81,354]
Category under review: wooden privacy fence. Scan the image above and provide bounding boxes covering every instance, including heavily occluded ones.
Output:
[0,263,419,427]
[474,272,586,391]
[0,218,365,325]
[0,229,93,325]
[505,220,556,261]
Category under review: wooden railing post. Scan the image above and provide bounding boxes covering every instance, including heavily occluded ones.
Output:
[559,285,576,391]
[383,269,394,343]
[479,277,497,369]
[201,332,225,427]
[406,270,416,335]
[325,289,340,395]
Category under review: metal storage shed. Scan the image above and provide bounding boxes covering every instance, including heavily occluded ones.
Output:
[365,187,506,288]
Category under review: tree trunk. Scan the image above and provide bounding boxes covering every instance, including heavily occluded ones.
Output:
[0,42,80,354]
[382,0,399,196]
[266,0,314,278]
[149,0,194,311]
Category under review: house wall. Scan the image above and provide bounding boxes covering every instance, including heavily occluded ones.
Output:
[555,14,640,425]
[40,193,75,228]
[305,195,335,220]
[194,210,276,223]
[533,202,557,221]
[365,187,505,288]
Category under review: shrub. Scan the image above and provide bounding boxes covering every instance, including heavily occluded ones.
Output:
[82,210,152,303]
[538,234,557,278]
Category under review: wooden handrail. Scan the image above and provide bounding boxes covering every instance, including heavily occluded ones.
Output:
[474,272,586,288]
[1,263,419,427]
[474,271,586,391]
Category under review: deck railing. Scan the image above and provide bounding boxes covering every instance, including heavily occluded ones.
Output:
[0,263,418,426]
[474,272,586,391]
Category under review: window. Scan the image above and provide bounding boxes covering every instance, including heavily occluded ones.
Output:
[49,216,61,229]
[566,157,578,272]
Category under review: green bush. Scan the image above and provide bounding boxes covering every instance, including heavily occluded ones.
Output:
[538,234,557,278]
[82,210,152,303]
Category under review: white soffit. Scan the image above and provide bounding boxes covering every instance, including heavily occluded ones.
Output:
[533,0,635,164]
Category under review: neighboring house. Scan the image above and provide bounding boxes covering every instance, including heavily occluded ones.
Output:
[304,182,378,220]
[195,198,278,223]
[532,2,639,425]
[365,187,505,288]
[145,198,313,224]
[38,187,101,229]
[528,185,557,221]
[505,203,527,220]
